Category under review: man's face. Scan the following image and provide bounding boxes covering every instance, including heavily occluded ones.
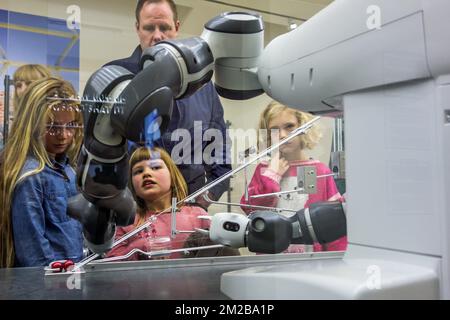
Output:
[136,1,180,50]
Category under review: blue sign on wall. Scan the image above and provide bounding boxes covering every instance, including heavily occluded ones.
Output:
[0,9,80,91]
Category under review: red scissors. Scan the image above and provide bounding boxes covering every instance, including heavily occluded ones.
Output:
[45,260,74,273]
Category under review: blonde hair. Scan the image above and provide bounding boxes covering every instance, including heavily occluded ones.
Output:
[129,147,188,225]
[13,64,52,107]
[257,100,322,151]
[0,77,83,268]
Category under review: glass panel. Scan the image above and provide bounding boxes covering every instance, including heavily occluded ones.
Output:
[0,0,344,268]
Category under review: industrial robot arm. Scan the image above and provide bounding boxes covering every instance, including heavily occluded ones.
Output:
[68,38,214,254]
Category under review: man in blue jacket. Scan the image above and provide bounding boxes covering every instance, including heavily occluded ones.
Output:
[105,0,231,209]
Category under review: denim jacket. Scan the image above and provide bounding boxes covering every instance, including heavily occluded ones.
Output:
[12,156,83,267]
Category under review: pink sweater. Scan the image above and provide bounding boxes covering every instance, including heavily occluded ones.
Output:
[241,159,347,252]
[106,206,210,260]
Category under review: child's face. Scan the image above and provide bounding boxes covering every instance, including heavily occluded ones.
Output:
[44,109,77,158]
[131,159,172,201]
[14,80,30,99]
[268,110,302,156]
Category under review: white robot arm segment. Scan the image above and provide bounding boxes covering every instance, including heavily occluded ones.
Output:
[201,12,265,99]
[209,202,347,254]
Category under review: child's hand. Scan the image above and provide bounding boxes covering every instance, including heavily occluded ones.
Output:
[195,191,212,210]
[269,152,289,176]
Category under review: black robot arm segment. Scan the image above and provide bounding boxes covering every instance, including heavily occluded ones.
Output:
[111,37,214,142]
[209,201,347,254]
[248,201,347,253]
[148,37,215,99]
[297,201,347,246]
[68,66,137,254]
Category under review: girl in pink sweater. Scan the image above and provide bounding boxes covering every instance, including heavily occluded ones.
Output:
[107,147,210,260]
[241,101,347,253]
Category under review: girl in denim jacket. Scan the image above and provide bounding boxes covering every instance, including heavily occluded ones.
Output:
[0,78,84,267]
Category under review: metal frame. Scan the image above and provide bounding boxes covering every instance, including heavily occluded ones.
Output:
[85,249,344,273]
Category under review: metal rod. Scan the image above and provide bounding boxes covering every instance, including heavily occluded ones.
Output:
[249,174,336,199]
[317,173,338,179]
[244,164,249,202]
[332,118,338,153]
[227,183,232,213]
[226,120,232,213]
[338,118,343,151]
[250,188,305,199]
[72,252,100,271]
[73,215,162,272]
[93,244,225,263]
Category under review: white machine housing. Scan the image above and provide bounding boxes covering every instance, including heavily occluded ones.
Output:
[201,12,264,96]
[216,0,450,299]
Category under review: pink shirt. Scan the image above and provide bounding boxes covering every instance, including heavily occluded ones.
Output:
[241,159,347,252]
[106,206,210,260]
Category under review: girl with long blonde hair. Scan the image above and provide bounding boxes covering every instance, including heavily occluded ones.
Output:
[241,100,347,253]
[0,77,83,267]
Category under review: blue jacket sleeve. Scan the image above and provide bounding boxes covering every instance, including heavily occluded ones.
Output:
[12,175,55,267]
[204,83,232,200]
